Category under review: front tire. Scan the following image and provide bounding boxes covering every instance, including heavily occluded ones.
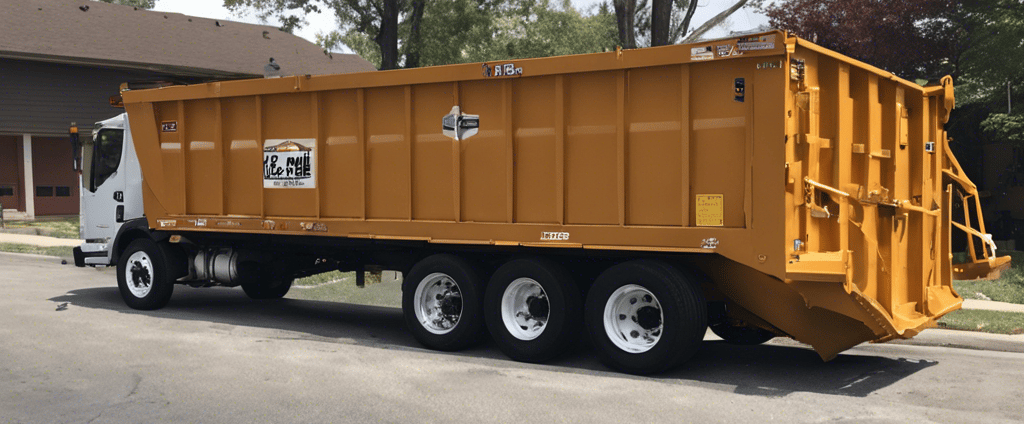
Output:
[117,238,175,310]
[584,260,707,375]
[402,254,485,351]
[484,258,581,363]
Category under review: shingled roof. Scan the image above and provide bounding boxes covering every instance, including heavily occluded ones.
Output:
[0,0,376,79]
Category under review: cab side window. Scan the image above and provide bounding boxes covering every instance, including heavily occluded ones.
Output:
[91,129,123,192]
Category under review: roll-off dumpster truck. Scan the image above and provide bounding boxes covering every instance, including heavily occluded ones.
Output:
[72,30,1009,374]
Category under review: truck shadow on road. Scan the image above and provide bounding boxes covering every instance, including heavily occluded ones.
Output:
[50,285,936,399]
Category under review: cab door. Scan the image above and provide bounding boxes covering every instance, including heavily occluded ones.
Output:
[81,117,127,245]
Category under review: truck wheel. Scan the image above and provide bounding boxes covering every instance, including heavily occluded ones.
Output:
[484,258,581,363]
[241,278,293,300]
[584,260,707,375]
[710,322,775,345]
[402,254,485,351]
[117,238,175,310]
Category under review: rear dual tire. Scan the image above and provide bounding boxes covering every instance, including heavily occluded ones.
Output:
[403,254,708,375]
[584,260,707,375]
[484,259,581,363]
[402,254,486,351]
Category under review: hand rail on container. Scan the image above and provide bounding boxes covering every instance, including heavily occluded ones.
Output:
[943,140,1012,280]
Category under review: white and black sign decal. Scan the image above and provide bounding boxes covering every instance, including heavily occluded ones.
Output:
[161,121,177,132]
[263,138,316,188]
[442,106,479,141]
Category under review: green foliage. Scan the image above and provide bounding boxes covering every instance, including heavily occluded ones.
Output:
[289,272,401,307]
[471,0,618,63]
[760,0,1024,146]
[229,0,618,69]
[956,0,1024,105]
[938,309,1024,334]
[95,0,155,8]
[981,113,1024,145]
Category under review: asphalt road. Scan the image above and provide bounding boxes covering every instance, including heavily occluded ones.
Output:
[3,252,1024,423]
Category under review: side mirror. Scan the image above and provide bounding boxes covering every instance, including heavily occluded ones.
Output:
[69,123,81,172]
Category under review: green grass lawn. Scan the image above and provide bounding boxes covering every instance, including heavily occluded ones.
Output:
[2,216,80,239]
[289,271,401,307]
[938,309,1024,335]
[953,250,1024,305]
[0,243,74,258]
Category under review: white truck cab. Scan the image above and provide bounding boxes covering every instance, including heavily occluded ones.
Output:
[73,113,145,267]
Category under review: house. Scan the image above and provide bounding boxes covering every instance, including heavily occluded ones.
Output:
[0,0,375,218]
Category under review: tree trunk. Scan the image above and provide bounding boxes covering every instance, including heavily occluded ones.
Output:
[682,0,749,43]
[678,0,698,41]
[650,0,672,46]
[374,0,400,70]
[404,0,426,68]
[613,0,637,49]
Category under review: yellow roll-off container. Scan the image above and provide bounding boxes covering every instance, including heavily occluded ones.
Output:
[118,30,1008,368]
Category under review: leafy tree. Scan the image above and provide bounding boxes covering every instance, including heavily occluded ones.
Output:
[96,0,155,8]
[226,0,421,70]
[231,0,617,69]
[982,113,1024,144]
[956,0,1024,105]
[474,0,617,62]
[319,0,502,69]
[755,0,957,81]
[759,0,1024,142]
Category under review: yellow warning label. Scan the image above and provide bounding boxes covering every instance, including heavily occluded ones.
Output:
[695,194,724,227]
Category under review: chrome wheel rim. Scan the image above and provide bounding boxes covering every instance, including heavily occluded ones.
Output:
[501,278,549,341]
[413,272,463,335]
[125,250,154,298]
[603,284,663,353]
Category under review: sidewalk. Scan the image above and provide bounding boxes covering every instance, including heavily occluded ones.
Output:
[0,232,83,247]
[962,298,1024,313]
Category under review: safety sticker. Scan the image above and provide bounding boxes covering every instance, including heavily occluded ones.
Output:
[717,44,742,57]
[690,46,714,61]
[263,138,316,189]
[696,194,724,227]
[737,34,776,51]
[161,121,177,132]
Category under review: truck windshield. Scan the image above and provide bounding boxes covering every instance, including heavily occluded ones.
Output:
[90,129,123,192]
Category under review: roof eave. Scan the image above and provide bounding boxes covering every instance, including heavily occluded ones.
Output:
[0,51,258,80]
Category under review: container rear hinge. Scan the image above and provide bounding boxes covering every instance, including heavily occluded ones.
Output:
[790,59,805,82]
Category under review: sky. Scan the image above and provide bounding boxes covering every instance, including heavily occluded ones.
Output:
[152,0,769,52]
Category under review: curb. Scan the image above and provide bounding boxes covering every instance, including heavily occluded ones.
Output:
[890,328,1024,354]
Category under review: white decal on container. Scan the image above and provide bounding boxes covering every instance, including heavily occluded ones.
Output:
[737,34,776,51]
[540,232,570,241]
[690,45,714,61]
[263,139,317,189]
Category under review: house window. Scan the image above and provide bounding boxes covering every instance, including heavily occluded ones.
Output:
[55,186,71,197]
[0,186,13,196]
[36,186,54,197]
